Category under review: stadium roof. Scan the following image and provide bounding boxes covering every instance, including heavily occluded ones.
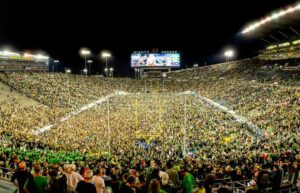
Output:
[241,2,300,44]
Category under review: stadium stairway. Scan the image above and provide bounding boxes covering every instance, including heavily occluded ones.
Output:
[0,180,16,193]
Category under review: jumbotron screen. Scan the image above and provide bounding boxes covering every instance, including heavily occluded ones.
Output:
[131,53,180,67]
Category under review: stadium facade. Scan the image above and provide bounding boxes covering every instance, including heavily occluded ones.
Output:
[0,51,49,72]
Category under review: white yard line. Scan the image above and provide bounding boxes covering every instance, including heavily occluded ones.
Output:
[33,91,129,135]
[180,91,262,137]
[200,96,262,136]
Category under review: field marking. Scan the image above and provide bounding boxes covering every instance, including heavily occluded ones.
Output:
[180,91,262,138]
[33,90,262,138]
[33,91,129,135]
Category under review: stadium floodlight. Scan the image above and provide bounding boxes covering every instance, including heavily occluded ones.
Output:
[292,39,300,45]
[83,68,88,75]
[224,50,234,57]
[1,50,20,57]
[109,67,114,78]
[271,12,282,20]
[80,48,91,76]
[24,53,34,58]
[102,52,111,58]
[80,48,91,56]
[101,51,112,77]
[35,54,49,60]
[224,50,234,62]
[242,2,300,34]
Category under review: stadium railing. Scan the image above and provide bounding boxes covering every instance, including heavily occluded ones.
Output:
[0,167,13,182]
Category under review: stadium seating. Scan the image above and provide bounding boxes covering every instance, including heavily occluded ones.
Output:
[0,58,299,192]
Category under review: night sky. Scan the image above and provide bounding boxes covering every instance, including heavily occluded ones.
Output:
[0,0,298,76]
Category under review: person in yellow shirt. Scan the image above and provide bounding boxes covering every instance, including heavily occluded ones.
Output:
[197,181,205,193]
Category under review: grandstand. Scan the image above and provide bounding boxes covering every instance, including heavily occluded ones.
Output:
[0,57,299,192]
[1,2,300,193]
[0,81,42,111]
[258,36,300,68]
[0,51,49,72]
[242,2,300,68]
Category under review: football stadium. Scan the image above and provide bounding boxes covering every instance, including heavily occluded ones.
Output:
[0,1,300,193]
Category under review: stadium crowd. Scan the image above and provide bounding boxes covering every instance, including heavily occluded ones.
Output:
[0,58,299,193]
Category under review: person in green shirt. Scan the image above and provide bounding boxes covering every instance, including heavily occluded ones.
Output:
[182,167,194,193]
[33,164,49,193]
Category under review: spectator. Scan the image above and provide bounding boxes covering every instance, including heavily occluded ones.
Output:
[33,164,48,193]
[11,162,36,193]
[271,165,282,193]
[148,179,166,193]
[120,176,136,193]
[92,168,106,193]
[196,181,205,193]
[182,167,194,193]
[76,170,97,193]
[135,174,147,193]
[217,182,232,193]
[48,165,67,193]
[99,167,112,187]
[165,161,180,190]
[66,163,84,192]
